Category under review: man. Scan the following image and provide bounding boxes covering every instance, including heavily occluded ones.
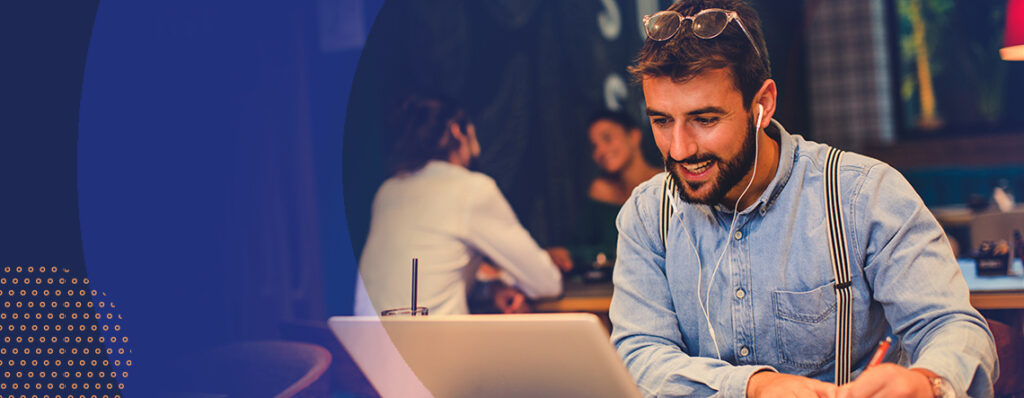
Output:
[354,95,566,316]
[609,1,997,397]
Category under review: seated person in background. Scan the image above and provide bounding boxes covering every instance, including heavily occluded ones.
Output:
[611,0,996,396]
[354,95,567,316]
[551,110,660,275]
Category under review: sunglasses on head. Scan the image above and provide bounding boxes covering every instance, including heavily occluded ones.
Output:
[642,8,761,59]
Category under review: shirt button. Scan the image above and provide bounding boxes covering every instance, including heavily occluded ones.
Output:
[739,346,750,357]
[735,289,745,299]
[734,231,743,240]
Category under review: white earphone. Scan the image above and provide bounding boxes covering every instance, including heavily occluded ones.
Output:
[682,103,764,360]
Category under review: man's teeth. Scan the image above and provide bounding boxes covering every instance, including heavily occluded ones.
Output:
[683,160,713,173]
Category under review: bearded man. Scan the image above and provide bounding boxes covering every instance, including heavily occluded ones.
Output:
[609,1,997,397]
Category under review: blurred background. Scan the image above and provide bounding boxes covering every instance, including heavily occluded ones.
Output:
[345,0,1024,288]
[1,0,1023,396]
[344,0,808,266]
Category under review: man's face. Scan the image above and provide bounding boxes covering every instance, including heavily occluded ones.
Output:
[642,68,756,205]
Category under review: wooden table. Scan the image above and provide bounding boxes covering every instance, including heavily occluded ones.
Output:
[534,279,614,331]
[534,279,613,313]
[532,260,1024,325]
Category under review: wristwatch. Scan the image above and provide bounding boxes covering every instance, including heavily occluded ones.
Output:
[925,374,955,398]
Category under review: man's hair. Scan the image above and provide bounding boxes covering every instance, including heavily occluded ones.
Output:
[629,0,770,109]
[587,109,638,132]
[388,95,470,175]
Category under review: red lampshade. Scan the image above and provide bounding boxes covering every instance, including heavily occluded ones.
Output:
[1004,0,1024,60]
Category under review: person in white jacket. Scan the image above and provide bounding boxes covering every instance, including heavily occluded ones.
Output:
[354,95,566,316]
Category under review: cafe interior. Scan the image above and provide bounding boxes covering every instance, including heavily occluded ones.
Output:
[27,0,1023,396]
[341,0,1024,393]
[314,0,1024,396]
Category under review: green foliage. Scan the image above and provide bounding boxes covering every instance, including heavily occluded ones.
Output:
[896,0,1010,129]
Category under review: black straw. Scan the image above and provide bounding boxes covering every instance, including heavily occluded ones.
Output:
[411,258,418,315]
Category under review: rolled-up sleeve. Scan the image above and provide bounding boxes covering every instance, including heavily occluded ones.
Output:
[857,163,998,397]
[610,189,773,397]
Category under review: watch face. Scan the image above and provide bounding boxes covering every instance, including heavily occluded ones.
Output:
[930,376,955,398]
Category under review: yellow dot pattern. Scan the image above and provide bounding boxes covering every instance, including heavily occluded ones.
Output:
[0,266,130,397]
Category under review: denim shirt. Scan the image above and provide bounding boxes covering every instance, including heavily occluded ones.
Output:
[609,121,997,398]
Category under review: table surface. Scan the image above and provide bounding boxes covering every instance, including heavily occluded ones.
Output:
[959,258,1024,292]
[535,259,1024,312]
[959,258,1024,310]
[533,279,613,313]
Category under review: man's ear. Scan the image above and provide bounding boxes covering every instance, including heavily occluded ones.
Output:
[753,79,777,130]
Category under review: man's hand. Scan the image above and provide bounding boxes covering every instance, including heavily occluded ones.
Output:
[545,246,574,272]
[494,285,531,313]
[747,371,838,398]
[836,364,932,398]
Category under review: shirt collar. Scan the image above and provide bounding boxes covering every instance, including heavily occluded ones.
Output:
[752,119,796,215]
[703,119,797,216]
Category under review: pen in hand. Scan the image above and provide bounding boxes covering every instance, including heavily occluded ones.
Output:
[866,336,892,368]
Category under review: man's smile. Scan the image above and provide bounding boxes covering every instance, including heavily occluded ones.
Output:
[680,159,715,176]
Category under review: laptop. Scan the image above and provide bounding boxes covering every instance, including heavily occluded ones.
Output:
[327,313,642,398]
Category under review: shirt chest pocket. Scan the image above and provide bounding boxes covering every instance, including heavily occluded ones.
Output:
[772,281,837,369]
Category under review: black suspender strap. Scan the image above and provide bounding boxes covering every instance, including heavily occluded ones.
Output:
[659,151,853,384]
[660,173,677,248]
[825,147,853,385]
